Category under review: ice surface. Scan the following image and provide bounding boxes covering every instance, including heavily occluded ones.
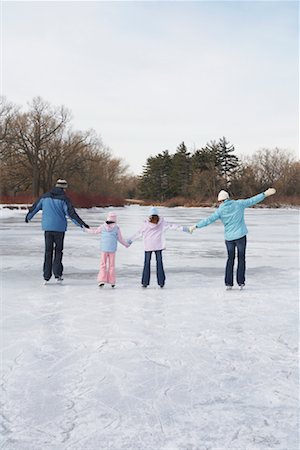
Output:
[1,205,299,449]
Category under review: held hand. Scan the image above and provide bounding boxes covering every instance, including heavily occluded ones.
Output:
[127,239,133,246]
[84,223,90,229]
[182,226,193,234]
[264,188,276,197]
[189,225,197,233]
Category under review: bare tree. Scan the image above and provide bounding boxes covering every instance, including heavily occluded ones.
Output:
[250,148,295,188]
[4,97,70,195]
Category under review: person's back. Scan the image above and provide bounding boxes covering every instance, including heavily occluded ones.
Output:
[100,223,120,253]
[26,183,88,232]
[218,199,250,241]
[25,179,89,283]
[190,188,276,289]
[38,187,69,231]
[85,211,129,287]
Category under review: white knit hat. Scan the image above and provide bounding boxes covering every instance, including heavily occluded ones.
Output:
[55,179,68,189]
[217,190,229,201]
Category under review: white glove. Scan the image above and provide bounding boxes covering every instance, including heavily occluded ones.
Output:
[188,225,197,233]
[264,188,276,197]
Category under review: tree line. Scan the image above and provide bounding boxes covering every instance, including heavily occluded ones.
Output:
[1,96,299,206]
[137,140,300,205]
[0,96,135,201]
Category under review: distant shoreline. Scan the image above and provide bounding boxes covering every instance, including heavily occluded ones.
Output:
[1,202,299,210]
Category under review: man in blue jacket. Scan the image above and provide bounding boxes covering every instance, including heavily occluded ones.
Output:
[189,188,276,290]
[25,179,90,283]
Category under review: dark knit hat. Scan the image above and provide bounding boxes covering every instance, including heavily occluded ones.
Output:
[55,179,68,189]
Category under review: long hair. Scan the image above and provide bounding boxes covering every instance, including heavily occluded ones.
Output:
[149,214,159,224]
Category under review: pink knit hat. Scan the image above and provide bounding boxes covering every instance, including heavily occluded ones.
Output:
[106,211,117,222]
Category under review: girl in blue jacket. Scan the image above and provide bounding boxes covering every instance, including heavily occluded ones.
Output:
[189,188,276,289]
[86,211,129,288]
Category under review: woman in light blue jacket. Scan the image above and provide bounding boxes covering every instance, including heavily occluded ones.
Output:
[189,188,276,290]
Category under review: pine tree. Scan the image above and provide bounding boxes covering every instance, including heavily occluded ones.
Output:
[169,142,192,197]
[190,143,219,199]
[216,137,239,184]
[138,151,174,201]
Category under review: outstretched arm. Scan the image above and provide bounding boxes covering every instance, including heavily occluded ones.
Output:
[163,221,186,232]
[85,225,102,234]
[117,228,130,247]
[185,210,220,233]
[25,198,43,222]
[238,188,276,208]
[128,223,145,243]
[195,210,220,229]
[64,199,89,228]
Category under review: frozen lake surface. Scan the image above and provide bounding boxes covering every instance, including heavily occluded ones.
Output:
[1,205,299,449]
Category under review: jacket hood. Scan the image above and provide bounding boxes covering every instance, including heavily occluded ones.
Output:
[43,187,67,201]
[103,223,117,231]
[49,187,66,198]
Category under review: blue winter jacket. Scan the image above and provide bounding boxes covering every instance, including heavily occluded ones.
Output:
[196,193,265,241]
[25,187,88,232]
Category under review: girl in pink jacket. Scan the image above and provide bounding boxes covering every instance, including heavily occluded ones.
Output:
[86,212,129,288]
[128,207,185,288]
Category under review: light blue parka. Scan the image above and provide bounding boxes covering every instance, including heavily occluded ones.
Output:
[195,192,266,241]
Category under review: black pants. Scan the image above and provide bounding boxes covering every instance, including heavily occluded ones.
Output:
[142,250,165,287]
[225,235,247,286]
[43,231,65,280]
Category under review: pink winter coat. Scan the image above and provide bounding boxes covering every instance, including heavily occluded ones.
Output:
[130,217,183,251]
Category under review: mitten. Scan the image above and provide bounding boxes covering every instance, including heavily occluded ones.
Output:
[182,226,193,234]
[264,188,276,197]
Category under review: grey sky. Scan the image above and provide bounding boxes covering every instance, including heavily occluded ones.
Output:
[2,1,299,174]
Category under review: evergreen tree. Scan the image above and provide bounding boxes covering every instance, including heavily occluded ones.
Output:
[191,145,217,172]
[169,142,192,197]
[138,151,174,201]
[216,137,239,184]
[190,144,219,200]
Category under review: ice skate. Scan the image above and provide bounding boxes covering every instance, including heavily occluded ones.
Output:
[98,282,105,288]
[226,285,233,290]
[56,276,63,283]
[239,284,245,290]
[111,284,115,288]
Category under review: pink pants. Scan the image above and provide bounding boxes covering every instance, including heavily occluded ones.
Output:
[98,252,116,284]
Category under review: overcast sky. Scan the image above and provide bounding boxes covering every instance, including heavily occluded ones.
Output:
[2,1,299,175]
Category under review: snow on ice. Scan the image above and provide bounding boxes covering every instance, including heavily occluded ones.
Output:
[0,205,299,449]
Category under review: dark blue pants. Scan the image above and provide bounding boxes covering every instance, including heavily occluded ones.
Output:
[225,235,247,286]
[142,250,165,287]
[43,231,65,281]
